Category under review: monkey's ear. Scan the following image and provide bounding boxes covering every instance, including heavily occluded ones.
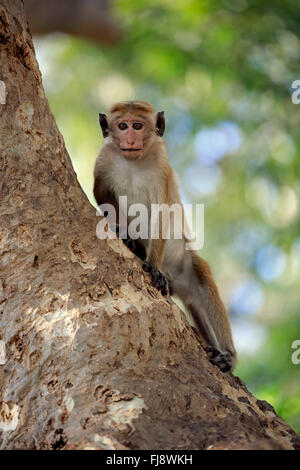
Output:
[156,111,165,137]
[99,113,109,138]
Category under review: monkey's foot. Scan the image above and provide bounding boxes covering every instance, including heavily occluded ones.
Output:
[205,346,233,372]
[142,261,168,296]
[209,350,233,373]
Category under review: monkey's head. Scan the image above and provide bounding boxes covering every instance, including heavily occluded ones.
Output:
[99,101,165,160]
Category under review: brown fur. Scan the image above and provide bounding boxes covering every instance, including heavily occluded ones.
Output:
[94,101,237,372]
[110,100,154,114]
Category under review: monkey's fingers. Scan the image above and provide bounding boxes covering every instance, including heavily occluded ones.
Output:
[161,280,168,296]
[210,352,232,373]
[142,261,168,296]
[157,274,168,296]
[142,261,151,272]
[150,268,160,286]
[205,345,219,358]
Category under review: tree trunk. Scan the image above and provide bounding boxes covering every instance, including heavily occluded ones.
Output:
[0,0,299,451]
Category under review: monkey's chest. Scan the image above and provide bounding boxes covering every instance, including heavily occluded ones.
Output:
[111,162,155,214]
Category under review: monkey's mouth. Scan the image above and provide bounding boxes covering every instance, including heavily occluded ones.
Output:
[121,149,142,152]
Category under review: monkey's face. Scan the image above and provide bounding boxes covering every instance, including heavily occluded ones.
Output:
[113,117,149,160]
[99,103,165,160]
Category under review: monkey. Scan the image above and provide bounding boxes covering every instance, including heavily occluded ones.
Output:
[93,100,237,372]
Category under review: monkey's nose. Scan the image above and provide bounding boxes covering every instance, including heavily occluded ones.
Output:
[126,137,135,146]
[126,129,136,146]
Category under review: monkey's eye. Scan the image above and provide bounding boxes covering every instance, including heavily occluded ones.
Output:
[133,122,143,130]
[118,122,128,130]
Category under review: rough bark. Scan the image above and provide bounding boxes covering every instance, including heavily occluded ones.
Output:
[24,0,121,44]
[0,0,299,451]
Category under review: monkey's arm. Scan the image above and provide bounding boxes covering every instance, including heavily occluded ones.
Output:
[143,238,168,295]
[142,176,169,296]
[93,177,119,222]
[93,176,146,260]
[145,226,167,270]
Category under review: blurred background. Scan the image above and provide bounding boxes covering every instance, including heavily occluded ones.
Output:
[25,0,300,433]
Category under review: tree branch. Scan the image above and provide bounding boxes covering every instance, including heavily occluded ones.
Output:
[24,0,121,44]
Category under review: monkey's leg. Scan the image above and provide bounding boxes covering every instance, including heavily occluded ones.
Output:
[186,301,234,372]
[142,261,168,296]
[188,300,235,372]
[192,254,237,371]
[171,255,236,372]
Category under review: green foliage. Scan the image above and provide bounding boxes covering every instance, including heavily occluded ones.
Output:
[34,0,300,434]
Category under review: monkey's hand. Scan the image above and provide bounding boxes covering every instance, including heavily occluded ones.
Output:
[110,224,136,252]
[110,224,146,260]
[206,346,233,373]
[142,261,168,296]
